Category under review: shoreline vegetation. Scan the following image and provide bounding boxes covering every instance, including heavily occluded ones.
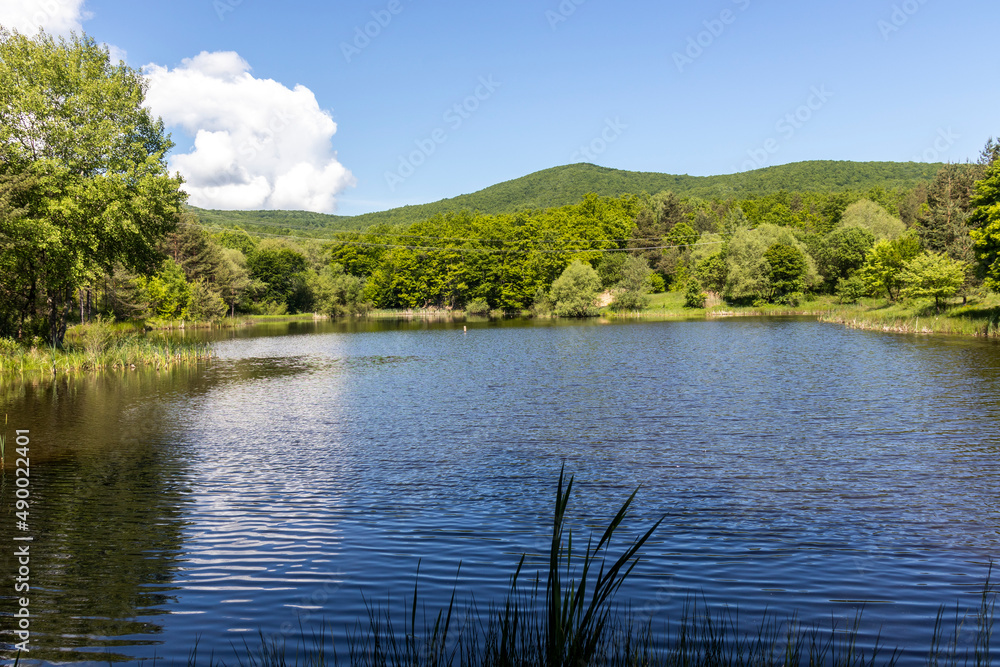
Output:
[3,32,1000,375]
[3,295,1000,380]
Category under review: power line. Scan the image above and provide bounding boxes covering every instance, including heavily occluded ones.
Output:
[185,222,726,255]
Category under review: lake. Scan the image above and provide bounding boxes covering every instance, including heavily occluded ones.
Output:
[1,317,999,664]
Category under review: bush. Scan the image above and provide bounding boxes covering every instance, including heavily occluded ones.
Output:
[550,261,601,317]
[465,298,490,316]
[188,280,228,320]
[836,276,869,304]
[0,337,22,356]
[78,316,116,356]
[647,272,667,293]
[684,280,708,309]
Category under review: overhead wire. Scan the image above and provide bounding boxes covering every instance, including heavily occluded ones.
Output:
[183,221,727,255]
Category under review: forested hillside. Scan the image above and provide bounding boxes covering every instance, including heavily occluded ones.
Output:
[193,160,944,235]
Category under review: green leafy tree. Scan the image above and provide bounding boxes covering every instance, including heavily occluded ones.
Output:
[609,256,651,312]
[684,279,707,308]
[857,234,922,301]
[970,156,1000,290]
[665,221,699,247]
[308,263,370,317]
[899,252,967,313]
[247,240,310,312]
[818,226,876,288]
[550,260,601,317]
[764,243,807,302]
[187,279,227,320]
[0,30,184,345]
[695,252,727,294]
[835,276,870,304]
[597,252,626,289]
[137,259,191,319]
[723,225,819,304]
[837,200,906,241]
[215,248,253,317]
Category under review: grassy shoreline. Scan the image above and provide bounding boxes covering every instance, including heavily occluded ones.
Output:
[3,294,998,379]
[613,292,1000,338]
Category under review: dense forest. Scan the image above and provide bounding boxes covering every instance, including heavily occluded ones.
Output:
[3,30,1000,350]
[18,142,990,332]
[192,161,944,236]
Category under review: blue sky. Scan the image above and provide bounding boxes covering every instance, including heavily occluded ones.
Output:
[4,0,998,215]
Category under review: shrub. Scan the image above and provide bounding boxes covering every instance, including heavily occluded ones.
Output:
[684,280,708,309]
[550,261,601,317]
[465,298,491,316]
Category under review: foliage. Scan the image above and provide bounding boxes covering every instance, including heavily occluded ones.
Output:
[246,240,310,313]
[136,259,191,319]
[665,221,699,247]
[917,163,981,263]
[609,256,652,312]
[187,280,228,320]
[308,264,370,317]
[818,225,876,288]
[362,195,636,311]
[836,276,870,304]
[596,252,626,289]
[684,279,708,308]
[764,243,808,302]
[190,161,942,233]
[899,252,967,313]
[837,199,906,241]
[464,298,490,316]
[857,234,923,301]
[550,260,601,317]
[723,225,819,304]
[970,156,1000,290]
[0,30,185,346]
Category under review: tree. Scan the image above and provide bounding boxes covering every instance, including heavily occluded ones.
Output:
[0,30,185,345]
[137,259,190,319]
[969,156,1000,290]
[857,234,922,301]
[609,256,651,312]
[837,200,906,241]
[684,279,707,308]
[764,243,807,302]
[215,248,253,317]
[723,224,819,304]
[899,252,966,313]
[818,226,876,288]
[550,260,601,317]
[247,240,310,312]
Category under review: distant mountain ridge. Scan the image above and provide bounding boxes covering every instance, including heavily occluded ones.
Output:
[191,160,944,234]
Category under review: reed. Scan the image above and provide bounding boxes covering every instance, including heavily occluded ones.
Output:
[0,328,213,379]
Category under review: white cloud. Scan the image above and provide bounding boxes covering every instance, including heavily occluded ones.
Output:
[0,0,90,35]
[144,51,355,214]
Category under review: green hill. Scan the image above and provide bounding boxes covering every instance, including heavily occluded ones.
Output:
[192,160,944,235]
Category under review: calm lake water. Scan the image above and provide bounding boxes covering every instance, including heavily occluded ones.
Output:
[1,317,999,664]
